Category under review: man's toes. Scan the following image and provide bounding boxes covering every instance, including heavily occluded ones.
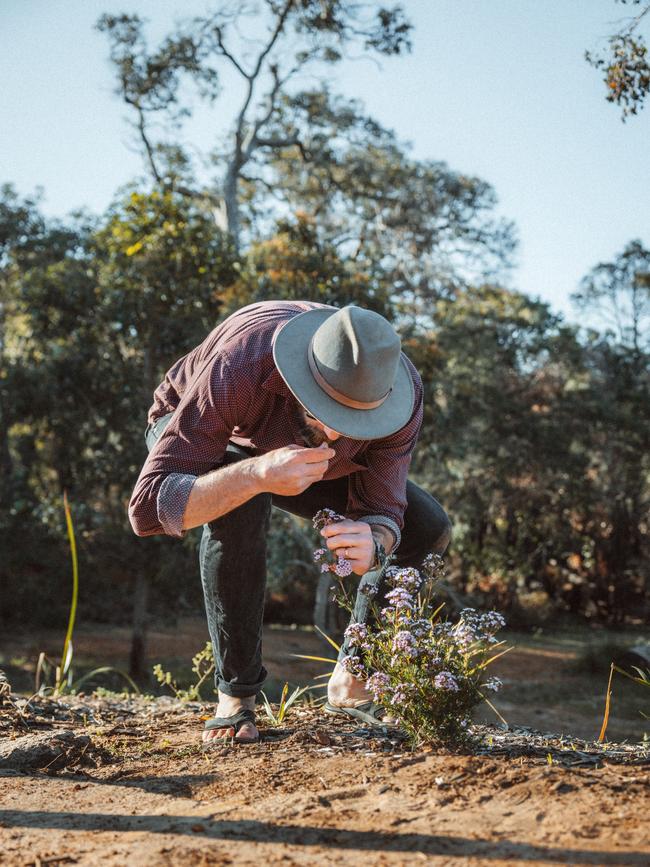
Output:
[234,722,258,742]
[202,726,234,742]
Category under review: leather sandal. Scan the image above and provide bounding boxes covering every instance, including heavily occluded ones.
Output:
[203,708,259,744]
[323,701,394,728]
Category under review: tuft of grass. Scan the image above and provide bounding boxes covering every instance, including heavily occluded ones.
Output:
[56,491,79,695]
[260,681,311,725]
[598,662,650,742]
[35,493,139,697]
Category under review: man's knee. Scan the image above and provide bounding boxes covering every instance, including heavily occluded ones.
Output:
[402,482,452,560]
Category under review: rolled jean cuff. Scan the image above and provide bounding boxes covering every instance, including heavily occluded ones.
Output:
[216,665,268,698]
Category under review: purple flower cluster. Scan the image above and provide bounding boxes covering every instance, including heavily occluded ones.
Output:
[454,608,506,647]
[386,566,422,593]
[392,630,418,658]
[344,621,370,650]
[340,655,367,678]
[384,587,415,610]
[421,552,445,581]
[312,511,352,577]
[433,671,460,692]
[312,508,345,531]
[390,682,411,705]
[365,671,390,701]
[484,676,502,692]
[334,557,353,577]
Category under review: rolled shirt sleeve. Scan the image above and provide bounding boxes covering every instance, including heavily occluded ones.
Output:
[128,352,248,537]
[157,473,198,538]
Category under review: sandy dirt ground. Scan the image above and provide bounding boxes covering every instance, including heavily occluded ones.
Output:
[1,624,648,865]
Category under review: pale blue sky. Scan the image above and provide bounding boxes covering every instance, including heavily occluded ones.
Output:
[1,0,649,320]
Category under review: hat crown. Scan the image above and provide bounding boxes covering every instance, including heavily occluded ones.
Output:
[311,306,401,403]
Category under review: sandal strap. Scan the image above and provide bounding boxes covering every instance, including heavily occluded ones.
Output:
[204,708,256,732]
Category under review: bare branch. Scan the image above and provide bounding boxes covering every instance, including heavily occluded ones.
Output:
[211,24,251,80]
[124,93,163,185]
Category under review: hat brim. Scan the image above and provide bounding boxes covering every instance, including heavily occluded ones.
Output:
[273,308,415,441]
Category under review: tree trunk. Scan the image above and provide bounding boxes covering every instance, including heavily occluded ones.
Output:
[129,571,149,682]
[224,165,241,253]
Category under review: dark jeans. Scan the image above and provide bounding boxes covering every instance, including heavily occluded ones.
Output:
[146,414,451,698]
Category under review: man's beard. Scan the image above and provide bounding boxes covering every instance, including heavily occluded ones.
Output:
[296,407,332,447]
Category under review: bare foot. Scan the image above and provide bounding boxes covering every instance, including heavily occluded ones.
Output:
[202,691,258,743]
[327,662,397,724]
[327,661,372,707]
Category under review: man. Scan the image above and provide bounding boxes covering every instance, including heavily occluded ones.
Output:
[129,300,451,743]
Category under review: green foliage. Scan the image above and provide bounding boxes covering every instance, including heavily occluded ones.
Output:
[153,642,216,702]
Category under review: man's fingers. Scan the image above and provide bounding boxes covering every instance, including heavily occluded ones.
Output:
[293,447,336,463]
[321,520,369,537]
[324,533,369,548]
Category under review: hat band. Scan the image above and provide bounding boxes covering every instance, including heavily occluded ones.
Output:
[307,337,392,411]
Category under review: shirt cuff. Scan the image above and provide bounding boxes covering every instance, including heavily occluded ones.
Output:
[157,473,197,538]
[362,515,401,552]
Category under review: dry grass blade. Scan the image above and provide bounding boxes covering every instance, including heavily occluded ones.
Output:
[290,653,338,664]
[598,662,615,743]
[314,624,341,652]
[480,694,509,726]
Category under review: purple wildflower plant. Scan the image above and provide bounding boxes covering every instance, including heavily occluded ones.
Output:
[310,519,508,747]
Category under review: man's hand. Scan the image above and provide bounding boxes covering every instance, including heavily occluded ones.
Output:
[320,518,374,576]
[255,442,335,496]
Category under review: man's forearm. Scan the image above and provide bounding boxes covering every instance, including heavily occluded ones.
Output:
[182,457,263,530]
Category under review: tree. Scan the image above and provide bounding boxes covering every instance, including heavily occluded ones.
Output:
[573,243,650,621]
[407,284,599,619]
[98,3,516,317]
[97,1,412,250]
[250,89,516,319]
[586,0,650,119]
[0,184,239,676]
[573,240,650,362]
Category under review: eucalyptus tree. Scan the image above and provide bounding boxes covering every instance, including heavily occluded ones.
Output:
[251,89,516,321]
[97,1,412,251]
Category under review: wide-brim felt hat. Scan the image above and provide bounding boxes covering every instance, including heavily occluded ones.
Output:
[273,305,415,440]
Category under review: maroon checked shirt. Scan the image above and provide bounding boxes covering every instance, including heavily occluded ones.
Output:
[128,300,423,545]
